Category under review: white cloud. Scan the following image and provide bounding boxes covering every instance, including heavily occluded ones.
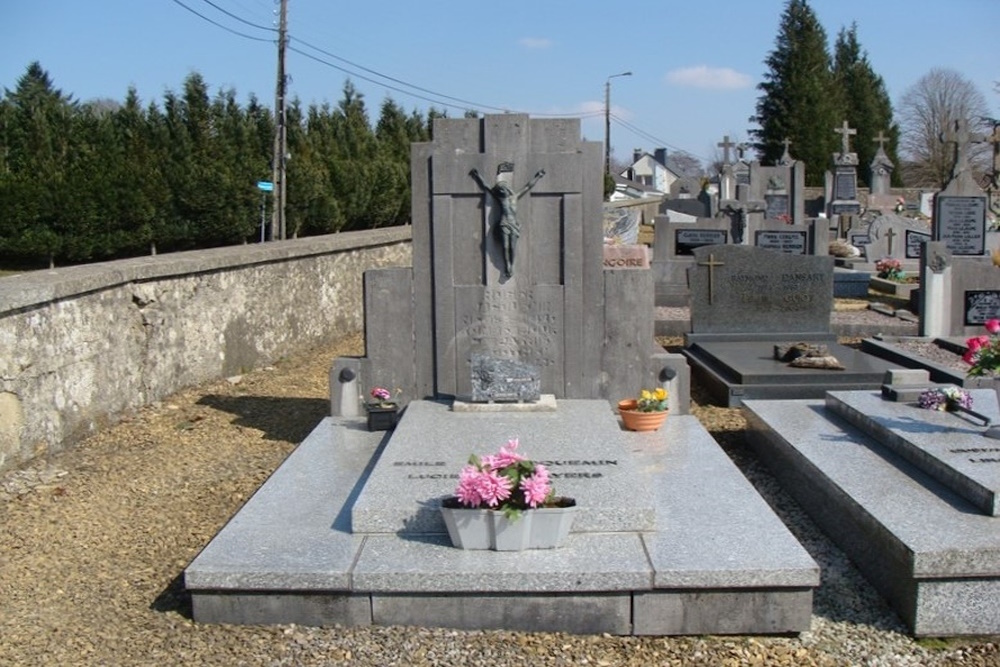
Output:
[519,37,552,49]
[665,66,752,90]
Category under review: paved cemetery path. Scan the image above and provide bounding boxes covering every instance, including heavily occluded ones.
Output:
[1,331,997,666]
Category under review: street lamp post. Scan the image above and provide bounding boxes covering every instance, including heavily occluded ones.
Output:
[605,71,632,175]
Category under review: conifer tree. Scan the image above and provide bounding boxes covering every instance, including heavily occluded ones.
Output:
[750,0,839,186]
[833,24,901,188]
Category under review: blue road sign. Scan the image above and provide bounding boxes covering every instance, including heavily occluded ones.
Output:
[257,181,274,192]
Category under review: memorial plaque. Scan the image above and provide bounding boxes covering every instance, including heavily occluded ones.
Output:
[602,244,650,269]
[849,232,870,247]
[675,228,727,256]
[935,195,987,256]
[965,290,1000,326]
[755,230,807,255]
[735,169,750,186]
[689,245,833,334]
[764,194,790,221]
[834,168,857,201]
[905,230,932,259]
[830,202,861,215]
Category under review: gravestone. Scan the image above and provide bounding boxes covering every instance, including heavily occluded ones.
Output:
[332,114,669,406]
[681,245,898,406]
[933,119,989,257]
[826,121,863,218]
[755,229,808,255]
[863,213,933,268]
[750,162,806,225]
[188,115,821,636]
[650,216,730,306]
[869,130,894,195]
[919,241,1000,338]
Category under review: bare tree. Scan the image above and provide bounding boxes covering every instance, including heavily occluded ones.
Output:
[665,151,704,178]
[897,68,992,187]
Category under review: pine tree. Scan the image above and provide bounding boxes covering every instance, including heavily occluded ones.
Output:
[750,0,840,186]
[832,24,901,187]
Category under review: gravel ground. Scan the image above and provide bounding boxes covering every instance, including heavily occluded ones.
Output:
[2,326,999,667]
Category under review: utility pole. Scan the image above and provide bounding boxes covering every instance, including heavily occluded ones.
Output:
[604,71,631,175]
[271,0,288,240]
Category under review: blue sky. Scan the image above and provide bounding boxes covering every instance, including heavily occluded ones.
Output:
[3,0,997,168]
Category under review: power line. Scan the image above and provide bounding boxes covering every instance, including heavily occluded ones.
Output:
[168,0,274,42]
[610,112,713,164]
[196,0,276,31]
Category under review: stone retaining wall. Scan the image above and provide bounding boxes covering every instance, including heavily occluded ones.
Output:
[0,228,412,473]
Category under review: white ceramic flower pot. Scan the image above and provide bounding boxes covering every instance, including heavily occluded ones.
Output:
[439,499,577,551]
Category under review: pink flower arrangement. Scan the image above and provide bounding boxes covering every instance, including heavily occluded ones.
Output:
[369,386,397,407]
[964,319,1000,378]
[452,438,555,518]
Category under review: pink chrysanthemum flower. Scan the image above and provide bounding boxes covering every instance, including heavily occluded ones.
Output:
[454,465,485,507]
[520,473,551,508]
[475,469,513,507]
[489,437,524,470]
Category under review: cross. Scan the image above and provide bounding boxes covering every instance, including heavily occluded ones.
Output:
[885,227,897,256]
[873,131,889,152]
[736,143,748,161]
[778,137,794,165]
[717,135,735,165]
[834,120,857,155]
[941,118,986,179]
[697,253,725,305]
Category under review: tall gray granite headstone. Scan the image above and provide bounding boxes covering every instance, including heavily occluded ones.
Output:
[333,114,677,409]
[688,245,833,335]
[933,119,989,257]
[826,120,862,218]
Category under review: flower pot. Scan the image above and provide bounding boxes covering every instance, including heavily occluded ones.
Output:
[618,400,668,432]
[439,497,577,550]
[366,404,398,431]
[527,501,578,549]
[440,504,492,549]
[492,511,533,551]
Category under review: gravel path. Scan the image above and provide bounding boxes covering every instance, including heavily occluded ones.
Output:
[2,329,998,666]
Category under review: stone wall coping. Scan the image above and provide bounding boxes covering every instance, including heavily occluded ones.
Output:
[0,226,412,316]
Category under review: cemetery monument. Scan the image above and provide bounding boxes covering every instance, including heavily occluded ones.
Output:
[184,114,819,636]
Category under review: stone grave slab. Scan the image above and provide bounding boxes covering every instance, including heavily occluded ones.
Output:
[683,340,900,407]
[744,395,1000,636]
[350,400,656,534]
[186,408,818,635]
[825,389,1000,515]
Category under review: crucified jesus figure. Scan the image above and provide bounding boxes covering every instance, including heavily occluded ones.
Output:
[470,167,545,278]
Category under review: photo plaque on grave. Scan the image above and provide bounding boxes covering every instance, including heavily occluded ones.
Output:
[965,290,1000,326]
[935,195,987,256]
[675,228,727,256]
[755,230,807,255]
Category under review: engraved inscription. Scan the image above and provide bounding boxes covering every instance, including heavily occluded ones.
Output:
[725,271,826,311]
[755,230,806,254]
[936,195,986,255]
[397,459,619,480]
[965,290,1000,326]
[676,228,727,256]
[905,230,931,259]
[458,288,561,367]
